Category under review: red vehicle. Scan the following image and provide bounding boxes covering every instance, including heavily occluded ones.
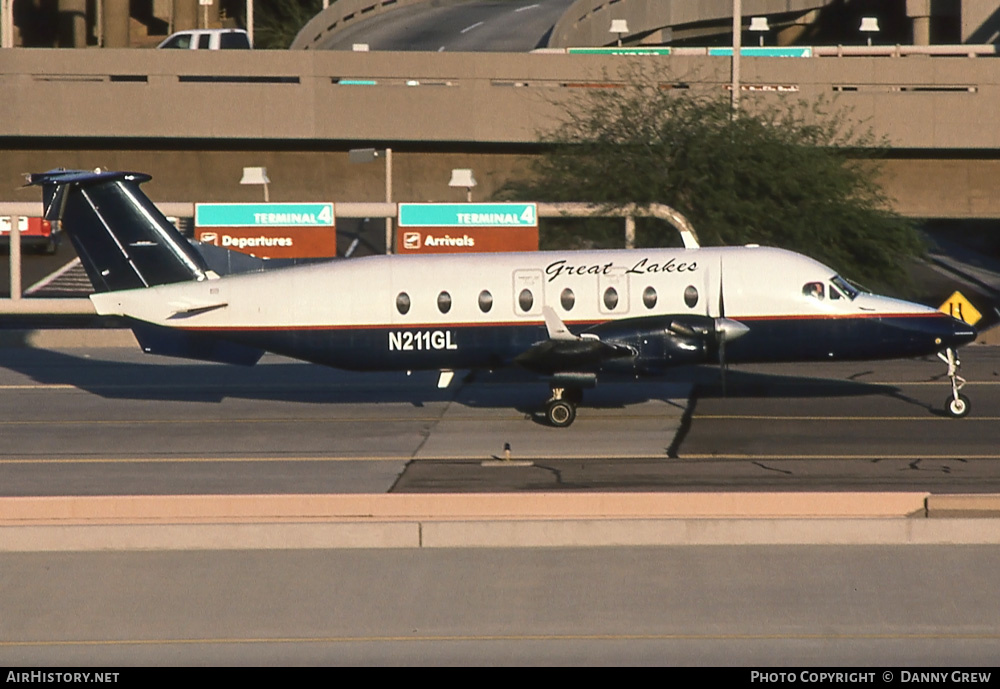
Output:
[0,216,58,254]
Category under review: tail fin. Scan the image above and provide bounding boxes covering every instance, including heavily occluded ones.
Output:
[28,169,211,293]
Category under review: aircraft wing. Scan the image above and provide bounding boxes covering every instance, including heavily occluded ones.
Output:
[512,307,637,373]
[513,307,749,375]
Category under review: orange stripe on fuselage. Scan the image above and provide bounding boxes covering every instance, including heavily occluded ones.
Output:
[176,312,945,333]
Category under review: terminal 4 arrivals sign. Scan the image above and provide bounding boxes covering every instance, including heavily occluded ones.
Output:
[396,203,538,254]
[194,202,336,259]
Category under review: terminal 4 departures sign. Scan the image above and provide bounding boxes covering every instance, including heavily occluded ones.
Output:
[195,202,336,259]
[396,203,538,254]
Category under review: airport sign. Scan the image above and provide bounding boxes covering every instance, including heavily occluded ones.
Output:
[195,203,335,228]
[397,203,538,253]
[398,203,537,228]
[708,47,813,57]
[195,202,336,259]
[567,47,672,56]
[939,291,983,326]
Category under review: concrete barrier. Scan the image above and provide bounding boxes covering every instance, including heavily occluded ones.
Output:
[0,329,136,348]
[927,493,1000,518]
[2,491,999,551]
[0,492,933,525]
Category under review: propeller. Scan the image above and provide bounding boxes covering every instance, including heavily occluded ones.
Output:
[713,257,750,395]
[717,258,727,394]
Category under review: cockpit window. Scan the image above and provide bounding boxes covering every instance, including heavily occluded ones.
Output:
[831,275,859,300]
[803,282,824,300]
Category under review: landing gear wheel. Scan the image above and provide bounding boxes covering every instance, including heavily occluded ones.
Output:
[946,393,971,418]
[546,399,577,428]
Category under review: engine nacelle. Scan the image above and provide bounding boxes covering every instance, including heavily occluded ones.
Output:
[585,315,715,374]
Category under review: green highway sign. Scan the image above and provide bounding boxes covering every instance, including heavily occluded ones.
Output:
[195,203,335,228]
[708,47,812,57]
[398,203,537,227]
[568,47,672,56]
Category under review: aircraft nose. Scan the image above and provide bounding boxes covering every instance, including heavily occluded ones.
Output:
[940,315,978,349]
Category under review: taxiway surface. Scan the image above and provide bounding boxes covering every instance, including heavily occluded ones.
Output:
[0,343,997,495]
[2,546,999,665]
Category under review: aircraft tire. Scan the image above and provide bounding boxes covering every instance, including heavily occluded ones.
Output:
[546,400,576,428]
[946,394,971,418]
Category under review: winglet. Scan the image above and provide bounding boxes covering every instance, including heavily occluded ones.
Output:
[542,306,578,341]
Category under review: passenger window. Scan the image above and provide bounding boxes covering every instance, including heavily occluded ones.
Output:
[683,285,698,309]
[560,288,575,311]
[437,291,452,314]
[396,292,410,315]
[198,34,211,49]
[803,282,824,300]
[643,286,657,309]
[478,290,493,313]
[518,289,534,312]
[603,287,619,310]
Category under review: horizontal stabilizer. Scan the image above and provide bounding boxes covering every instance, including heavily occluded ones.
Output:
[167,301,229,319]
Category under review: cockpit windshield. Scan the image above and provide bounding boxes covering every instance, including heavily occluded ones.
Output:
[831,275,860,301]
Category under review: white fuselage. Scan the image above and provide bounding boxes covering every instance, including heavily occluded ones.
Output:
[91,246,934,328]
[90,245,970,372]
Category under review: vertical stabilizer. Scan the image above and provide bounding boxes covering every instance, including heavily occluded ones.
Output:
[28,169,210,293]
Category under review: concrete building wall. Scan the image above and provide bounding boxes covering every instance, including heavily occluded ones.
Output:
[0,148,532,207]
[4,49,1000,147]
[5,147,998,221]
[3,49,1000,218]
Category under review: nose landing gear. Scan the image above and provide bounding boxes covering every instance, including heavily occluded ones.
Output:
[939,348,970,418]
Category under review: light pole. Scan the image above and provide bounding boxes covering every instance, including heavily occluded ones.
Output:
[240,166,270,202]
[860,16,880,46]
[731,0,741,113]
[749,16,769,46]
[448,169,477,202]
[609,19,629,48]
[349,148,393,254]
[1,0,14,48]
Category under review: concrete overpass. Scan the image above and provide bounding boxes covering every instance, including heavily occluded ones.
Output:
[291,0,1000,51]
[16,0,999,50]
[3,47,1000,219]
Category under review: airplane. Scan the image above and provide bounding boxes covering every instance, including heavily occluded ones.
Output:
[28,168,979,427]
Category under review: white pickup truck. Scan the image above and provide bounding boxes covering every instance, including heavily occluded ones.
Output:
[157,28,251,50]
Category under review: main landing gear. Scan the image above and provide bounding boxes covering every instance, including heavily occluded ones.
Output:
[939,348,970,418]
[545,386,583,428]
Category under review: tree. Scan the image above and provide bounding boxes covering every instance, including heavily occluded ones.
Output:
[497,74,922,293]
[252,0,323,49]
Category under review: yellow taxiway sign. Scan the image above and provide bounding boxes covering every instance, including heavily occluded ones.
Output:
[939,290,982,326]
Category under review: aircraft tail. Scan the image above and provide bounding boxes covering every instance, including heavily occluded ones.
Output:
[28,169,211,293]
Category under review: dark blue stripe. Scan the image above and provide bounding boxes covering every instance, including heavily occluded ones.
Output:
[186,313,969,373]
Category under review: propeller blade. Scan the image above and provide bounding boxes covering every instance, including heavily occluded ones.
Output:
[718,257,725,319]
[719,334,727,396]
[718,257,727,394]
